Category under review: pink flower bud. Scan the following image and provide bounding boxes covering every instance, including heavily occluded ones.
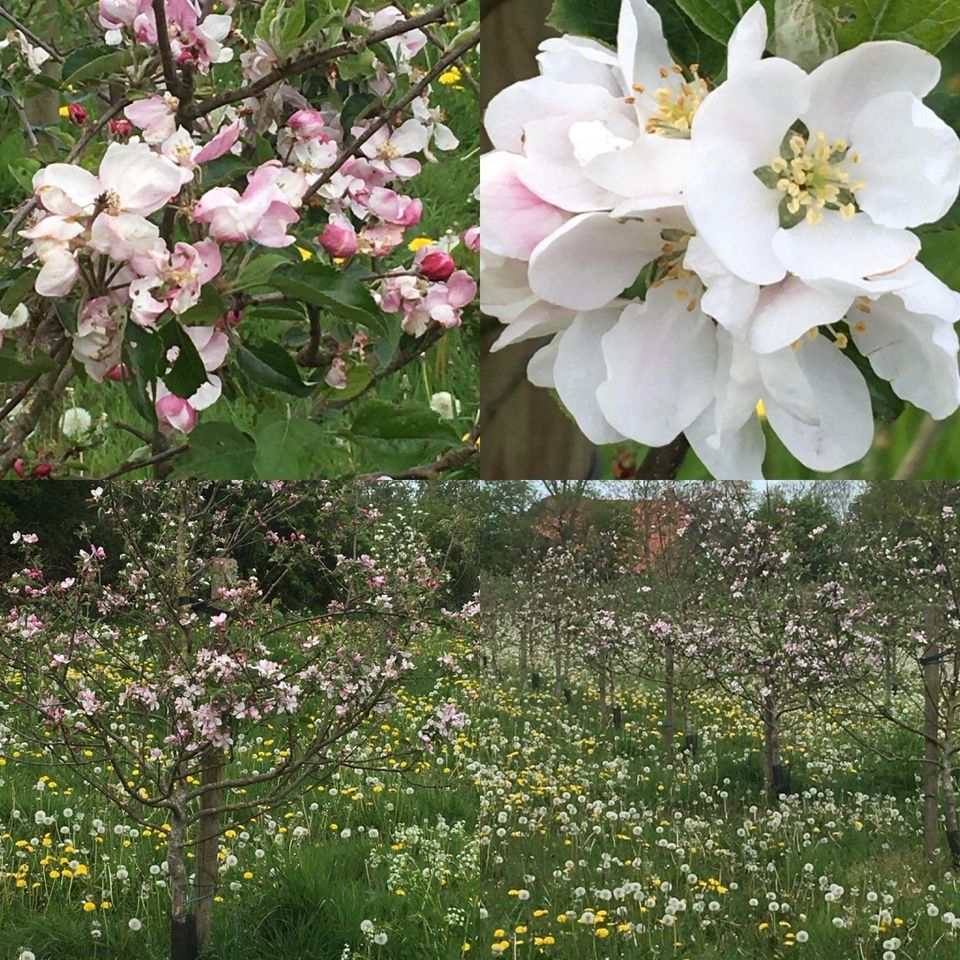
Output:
[32,462,51,479]
[13,458,24,478]
[318,222,358,258]
[109,118,133,137]
[397,198,423,227]
[105,363,129,382]
[288,109,330,140]
[156,394,198,434]
[215,309,243,331]
[176,48,195,65]
[461,225,480,251]
[419,251,456,282]
[67,103,88,126]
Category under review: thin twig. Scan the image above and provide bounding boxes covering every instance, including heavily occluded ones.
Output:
[0,3,62,61]
[184,1,469,121]
[301,28,480,204]
[358,424,480,479]
[394,0,480,99]
[95,443,190,480]
[152,0,183,97]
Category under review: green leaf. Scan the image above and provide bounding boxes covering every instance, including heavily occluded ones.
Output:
[272,262,383,328]
[64,49,131,86]
[235,341,316,397]
[234,253,293,291]
[315,363,372,403]
[774,0,838,69]
[0,270,37,314]
[253,417,326,478]
[177,288,227,326]
[159,321,208,398]
[349,399,460,441]
[547,0,621,44]
[200,154,254,187]
[9,159,40,193]
[171,422,256,479]
[830,0,960,53]
[0,346,56,382]
[672,0,775,45]
[919,226,960,288]
[62,44,116,82]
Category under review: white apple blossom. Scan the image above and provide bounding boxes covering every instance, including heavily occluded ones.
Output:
[480,0,960,477]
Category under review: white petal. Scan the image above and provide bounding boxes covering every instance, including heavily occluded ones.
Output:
[803,41,940,139]
[851,92,960,229]
[528,213,663,310]
[479,151,568,260]
[390,119,430,156]
[747,276,853,353]
[537,36,621,96]
[484,77,629,153]
[759,344,820,425]
[527,339,560,388]
[554,309,626,444]
[99,141,183,216]
[597,284,717,446]
[771,211,920,284]
[763,335,874,471]
[35,248,79,297]
[491,299,574,351]
[517,114,628,212]
[851,295,960,420]
[479,251,535,321]
[617,0,674,103]
[33,163,102,216]
[580,133,692,205]
[687,406,766,479]
[727,3,768,78]
[891,260,960,321]
[683,234,759,336]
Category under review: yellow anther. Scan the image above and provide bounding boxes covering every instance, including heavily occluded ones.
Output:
[787,198,801,214]
[659,67,670,78]
[771,157,788,173]
[632,83,645,93]
[806,207,823,225]
[674,288,689,301]
[671,63,683,73]
[834,332,849,349]
[624,96,636,105]
[840,203,856,221]
[776,178,792,192]
[853,320,868,333]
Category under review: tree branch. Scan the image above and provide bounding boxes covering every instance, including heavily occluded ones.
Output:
[0,3,62,61]
[152,0,183,97]
[638,435,690,480]
[301,28,480,204]
[359,424,480,480]
[184,1,469,121]
[95,443,190,481]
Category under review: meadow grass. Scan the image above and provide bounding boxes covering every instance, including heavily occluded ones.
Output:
[2,635,957,959]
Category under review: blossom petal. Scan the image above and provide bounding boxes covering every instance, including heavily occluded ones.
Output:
[597,284,717,446]
[528,213,663,310]
[553,309,626,444]
[726,2,768,79]
[580,133,692,206]
[763,335,874,471]
[527,339,560,388]
[771,211,920,285]
[99,141,183,216]
[851,294,960,419]
[33,163,102,217]
[479,151,568,260]
[537,36,621,96]
[851,91,960,229]
[617,0,673,104]
[747,276,853,354]
[803,41,940,139]
[490,300,574,352]
[683,235,759,337]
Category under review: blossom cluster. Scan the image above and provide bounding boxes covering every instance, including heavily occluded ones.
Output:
[9,1,476,436]
[481,0,960,476]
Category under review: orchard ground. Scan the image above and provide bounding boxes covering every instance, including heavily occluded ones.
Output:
[2,644,957,959]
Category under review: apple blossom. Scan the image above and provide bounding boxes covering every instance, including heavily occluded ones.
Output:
[360,119,429,179]
[0,303,29,346]
[318,220,359,258]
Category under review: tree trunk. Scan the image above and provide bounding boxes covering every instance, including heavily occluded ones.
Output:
[519,628,528,689]
[168,813,198,960]
[553,619,562,696]
[193,751,224,949]
[664,643,675,764]
[598,663,608,728]
[762,692,782,799]
[923,608,942,861]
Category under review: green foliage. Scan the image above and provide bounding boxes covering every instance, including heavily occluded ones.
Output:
[158,320,208,398]
[271,262,384,331]
[235,341,316,398]
[830,0,960,53]
[252,417,330,478]
[171,422,256,478]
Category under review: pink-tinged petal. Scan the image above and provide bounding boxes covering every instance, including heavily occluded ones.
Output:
[35,248,79,297]
[192,239,222,283]
[89,212,161,260]
[389,157,421,179]
[445,271,477,309]
[249,200,299,247]
[156,391,198,433]
[185,326,229,371]
[195,119,242,164]
[190,374,222,410]
[99,141,184,215]
[124,95,178,144]
[193,186,241,222]
[479,151,568,261]
[33,163,102,216]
